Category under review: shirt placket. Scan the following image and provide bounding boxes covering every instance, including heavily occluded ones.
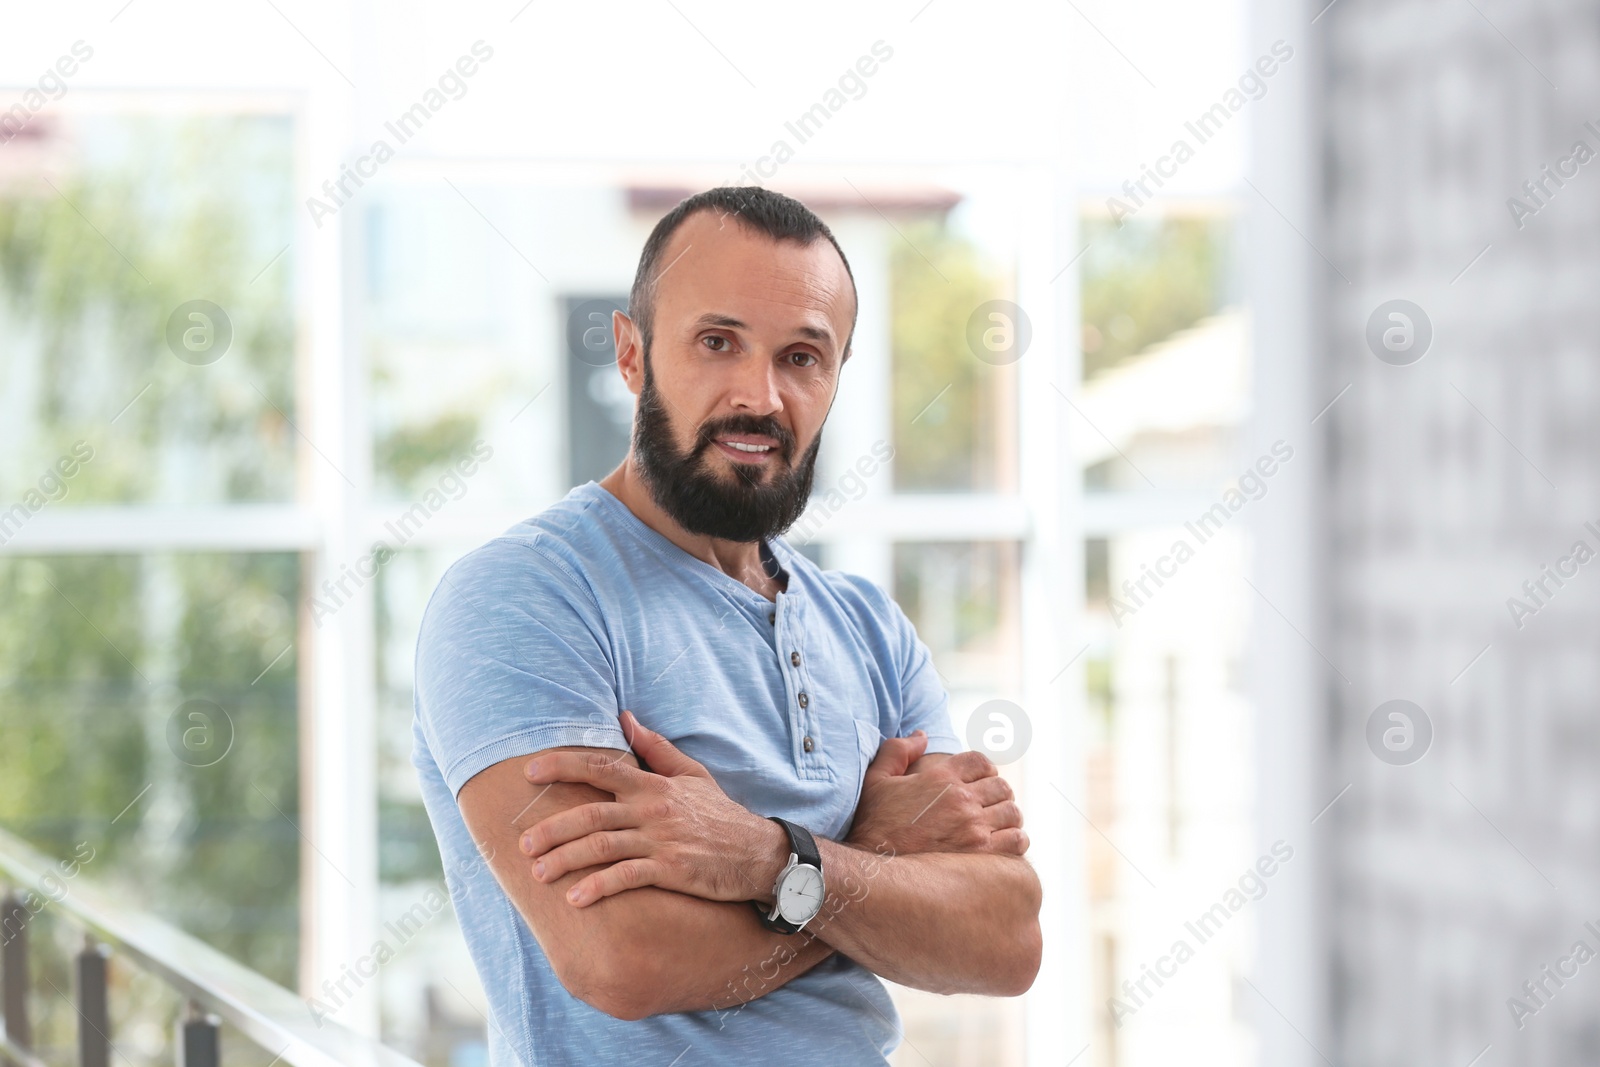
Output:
[773,591,826,778]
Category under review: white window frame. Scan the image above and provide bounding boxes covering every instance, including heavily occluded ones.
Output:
[6,101,1082,1059]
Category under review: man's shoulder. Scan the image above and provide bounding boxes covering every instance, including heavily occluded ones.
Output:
[424,484,619,625]
[455,483,616,578]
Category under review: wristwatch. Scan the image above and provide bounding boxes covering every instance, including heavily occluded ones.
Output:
[752,817,825,934]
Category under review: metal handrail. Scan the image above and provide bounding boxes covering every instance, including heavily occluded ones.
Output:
[0,825,424,1067]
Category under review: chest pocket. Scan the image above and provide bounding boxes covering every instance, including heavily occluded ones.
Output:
[845,717,884,838]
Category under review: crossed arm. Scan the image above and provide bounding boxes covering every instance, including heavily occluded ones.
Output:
[456,711,1042,1020]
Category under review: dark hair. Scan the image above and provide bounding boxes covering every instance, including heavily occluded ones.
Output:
[628,186,858,360]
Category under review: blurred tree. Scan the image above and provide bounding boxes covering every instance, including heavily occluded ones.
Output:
[1078,214,1234,380]
[889,217,1013,493]
[0,114,301,1008]
[375,412,480,494]
[0,114,296,504]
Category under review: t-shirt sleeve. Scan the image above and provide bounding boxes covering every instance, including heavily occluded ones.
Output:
[891,599,964,756]
[413,538,631,799]
[837,572,964,755]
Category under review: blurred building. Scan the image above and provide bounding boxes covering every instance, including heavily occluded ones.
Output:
[1315,0,1600,1064]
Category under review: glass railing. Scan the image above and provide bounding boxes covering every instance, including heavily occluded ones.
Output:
[0,827,422,1067]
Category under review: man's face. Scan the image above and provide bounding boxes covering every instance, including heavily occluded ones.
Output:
[619,209,855,543]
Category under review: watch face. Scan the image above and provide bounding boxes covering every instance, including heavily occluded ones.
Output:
[777,863,825,924]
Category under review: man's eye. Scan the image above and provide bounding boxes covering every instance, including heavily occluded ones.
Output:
[704,335,729,352]
[789,352,818,367]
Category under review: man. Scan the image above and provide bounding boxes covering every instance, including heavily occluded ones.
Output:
[412,186,1041,1065]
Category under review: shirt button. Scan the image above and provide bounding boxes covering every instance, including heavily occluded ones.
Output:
[798,691,809,708]
[790,651,801,667]
[803,736,815,753]
[768,612,776,624]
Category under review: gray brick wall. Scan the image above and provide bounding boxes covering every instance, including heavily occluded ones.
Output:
[1323,1,1600,1064]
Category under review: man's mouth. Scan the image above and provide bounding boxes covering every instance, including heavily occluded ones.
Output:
[710,433,782,464]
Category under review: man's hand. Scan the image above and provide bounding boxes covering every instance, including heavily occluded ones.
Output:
[520,710,786,908]
[846,734,1027,857]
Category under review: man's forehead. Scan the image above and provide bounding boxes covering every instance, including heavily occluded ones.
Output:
[655,210,854,333]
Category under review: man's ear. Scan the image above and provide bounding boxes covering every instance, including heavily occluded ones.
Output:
[613,310,644,397]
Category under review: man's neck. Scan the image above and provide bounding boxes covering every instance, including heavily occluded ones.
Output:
[598,458,784,598]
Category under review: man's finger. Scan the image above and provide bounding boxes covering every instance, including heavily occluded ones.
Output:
[865,730,927,782]
[566,857,663,907]
[621,709,709,778]
[947,749,999,783]
[533,829,649,883]
[525,751,645,792]
[970,776,1014,806]
[521,801,635,856]
[983,800,1023,831]
[991,828,1029,857]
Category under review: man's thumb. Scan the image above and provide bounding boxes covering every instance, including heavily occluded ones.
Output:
[621,710,705,777]
[865,730,927,781]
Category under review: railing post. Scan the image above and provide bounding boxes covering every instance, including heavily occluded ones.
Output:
[1,891,30,1067]
[177,1000,220,1067]
[76,936,110,1067]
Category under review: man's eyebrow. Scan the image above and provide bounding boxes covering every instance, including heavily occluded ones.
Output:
[693,313,749,332]
[690,313,835,345]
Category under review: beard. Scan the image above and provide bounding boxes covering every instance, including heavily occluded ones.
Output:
[632,355,821,543]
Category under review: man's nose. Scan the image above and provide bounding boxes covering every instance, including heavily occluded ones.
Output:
[726,354,783,415]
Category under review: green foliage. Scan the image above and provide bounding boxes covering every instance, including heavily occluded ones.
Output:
[0,114,296,504]
[0,553,301,986]
[889,218,1011,493]
[1085,656,1114,731]
[375,412,481,494]
[1079,214,1232,380]
[0,114,302,988]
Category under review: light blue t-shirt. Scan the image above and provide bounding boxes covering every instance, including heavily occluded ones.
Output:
[411,481,962,1066]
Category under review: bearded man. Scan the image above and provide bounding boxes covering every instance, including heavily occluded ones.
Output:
[411,185,1041,1066]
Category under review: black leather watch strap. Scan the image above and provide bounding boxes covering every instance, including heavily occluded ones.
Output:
[753,817,822,934]
[770,816,821,868]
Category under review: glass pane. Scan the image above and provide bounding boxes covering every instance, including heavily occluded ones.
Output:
[0,113,297,505]
[0,552,300,998]
[1079,212,1238,381]
[1076,202,1257,1067]
[364,184,615,509]
[1077,210,1242,493]
[1083,526,1255,1065]
[889,216,1018,494]
[893,540,1022,697]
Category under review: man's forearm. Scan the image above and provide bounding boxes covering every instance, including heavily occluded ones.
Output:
[588,883,836,1017]
[465,754,832,1021]
[796,840,1042,997]
[509,736,1040,1011]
